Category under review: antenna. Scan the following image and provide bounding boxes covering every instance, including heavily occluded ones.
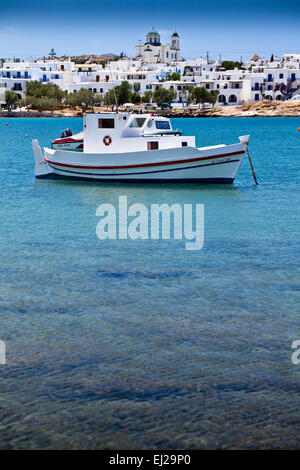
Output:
[108,62,119,113]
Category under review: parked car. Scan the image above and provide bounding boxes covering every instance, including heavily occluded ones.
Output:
[144,103,158,111]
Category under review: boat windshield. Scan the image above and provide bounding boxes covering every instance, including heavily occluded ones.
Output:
[129,118,147,128]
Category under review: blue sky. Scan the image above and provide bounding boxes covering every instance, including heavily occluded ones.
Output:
[1,0,300,60]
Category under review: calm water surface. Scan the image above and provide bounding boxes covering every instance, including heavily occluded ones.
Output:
[0,117,299,449]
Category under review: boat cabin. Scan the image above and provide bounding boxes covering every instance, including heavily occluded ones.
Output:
[83,113,195,153]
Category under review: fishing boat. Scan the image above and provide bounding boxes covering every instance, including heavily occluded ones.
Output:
[32,112,250,183]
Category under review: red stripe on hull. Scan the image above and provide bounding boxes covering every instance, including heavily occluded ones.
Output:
[44,150,244,170]
[52,138,84,144]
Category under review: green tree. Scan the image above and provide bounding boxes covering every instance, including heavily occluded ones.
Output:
[43,83,65,101]
[24,95,63,112]
[5,91,19,111]
[168,72,180,81]
[66,88,95,112]
[209,90,220,106]
[35,97,63,112]
[103,89,117,109]
[153,88,177,107]
[116,81,132,105]
[26,81,65,102]
[192,87,211,109]
[93,93,102,106]
[142,90,153,103]
[131,92,141,104]
[221,60,242,70]
[181,85,194,105]
[26,80,44,98]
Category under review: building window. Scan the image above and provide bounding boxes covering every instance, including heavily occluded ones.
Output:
[182,142,188,147]
[255,94,260,101]
[156,121,170,130]
[129,118,146,128]
[98,118,115,129]
[279,73,283,79]
[147,141,159,150]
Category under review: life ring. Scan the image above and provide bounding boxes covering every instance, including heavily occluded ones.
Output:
[103,135,112,146]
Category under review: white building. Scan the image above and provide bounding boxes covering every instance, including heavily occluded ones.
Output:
[136,29,180,64]
[1,50,300,108]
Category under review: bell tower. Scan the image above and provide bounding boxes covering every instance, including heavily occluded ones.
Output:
[171,32,180,50]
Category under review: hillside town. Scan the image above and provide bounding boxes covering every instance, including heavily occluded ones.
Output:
[1,28,300,115]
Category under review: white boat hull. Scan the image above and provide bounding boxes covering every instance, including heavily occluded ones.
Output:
[32,140,247,184]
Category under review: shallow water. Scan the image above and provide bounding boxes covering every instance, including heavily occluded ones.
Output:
[0,117,299,449]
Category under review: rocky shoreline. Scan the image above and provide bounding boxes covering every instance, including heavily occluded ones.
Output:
[1,100,300,118]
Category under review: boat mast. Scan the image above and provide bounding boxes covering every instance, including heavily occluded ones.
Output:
[109,64,119,113]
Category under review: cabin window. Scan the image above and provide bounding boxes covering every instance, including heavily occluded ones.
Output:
[147,141,159,150]
[182,142,188,147]
[98,118,115,129]
[155,121,170,130]
[129,118,146,128]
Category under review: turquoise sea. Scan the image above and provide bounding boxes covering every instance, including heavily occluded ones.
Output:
[0,117,299,449]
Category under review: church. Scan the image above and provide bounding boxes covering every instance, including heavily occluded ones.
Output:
[136,29,180,64]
